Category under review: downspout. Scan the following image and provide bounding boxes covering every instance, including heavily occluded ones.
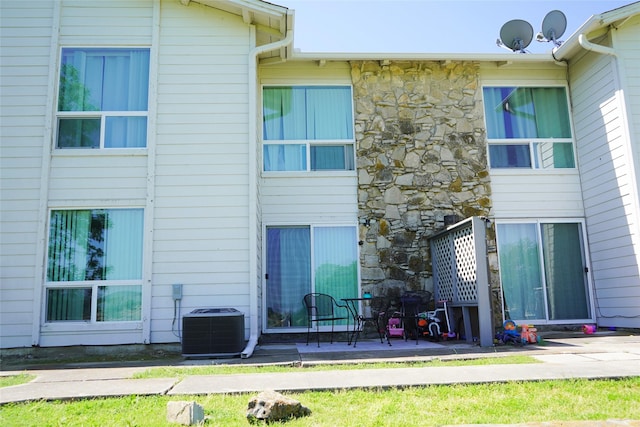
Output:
[241,22,293,358]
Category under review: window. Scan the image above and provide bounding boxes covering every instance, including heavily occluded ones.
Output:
[265,225,358,328]
[57,48,150,149]
[46,209,143,322]
[496,221,591,322]
[262,86,355,171]
[483,87,575,169]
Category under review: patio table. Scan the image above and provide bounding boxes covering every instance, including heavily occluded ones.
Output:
[341,297,391,348]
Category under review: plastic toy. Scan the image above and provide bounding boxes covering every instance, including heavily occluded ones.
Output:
[495,319,522,345]
[415,300,456,341]
[387,316,404,337]
[520,324,538,344]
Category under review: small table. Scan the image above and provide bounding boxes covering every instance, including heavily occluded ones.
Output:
[341,297,391,348]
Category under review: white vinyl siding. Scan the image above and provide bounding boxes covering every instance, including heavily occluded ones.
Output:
[569,30,640,327]
[59,0,153,45]
[48,153,148,203]
[261,176,358,224]
[0,1,55,348]
[261,61,353,83]
[151,0,252,343]
[490,172,584,218]
[479,63,568,85]
[616,14,640,202]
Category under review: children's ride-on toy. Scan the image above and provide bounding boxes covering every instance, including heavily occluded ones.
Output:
[417,300,455,341]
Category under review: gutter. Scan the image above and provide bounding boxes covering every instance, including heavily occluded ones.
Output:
[554,3,640,60]
[241,22,293,359]
[577,33,616,57]
[289,51,553,63]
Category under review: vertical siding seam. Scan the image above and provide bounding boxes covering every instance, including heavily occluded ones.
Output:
[142,0,160,345]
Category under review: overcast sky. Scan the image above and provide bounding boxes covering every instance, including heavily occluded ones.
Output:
[281,0,635,54]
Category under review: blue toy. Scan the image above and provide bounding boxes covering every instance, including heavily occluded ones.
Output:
[495,319,523,345]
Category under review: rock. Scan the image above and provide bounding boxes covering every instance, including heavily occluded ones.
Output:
[166,401,204,426]
[246,390,311,424]
[353,59,499,318]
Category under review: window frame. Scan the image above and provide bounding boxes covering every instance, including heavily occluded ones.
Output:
[55,46,150,150]
[482,85,576,171]
[261,84,356,174]
[43,208,144,325]
[495,218,594,325]
[262,222,360,333]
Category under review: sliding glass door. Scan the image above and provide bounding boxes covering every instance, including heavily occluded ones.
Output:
[265,225,358,329]
[496,221,592,323]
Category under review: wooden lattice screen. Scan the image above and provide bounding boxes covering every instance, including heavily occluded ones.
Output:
[431,223,478,304]
[429,217,493,346]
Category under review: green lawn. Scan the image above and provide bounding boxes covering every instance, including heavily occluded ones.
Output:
[0,373,34,388]
[1,378,638,426]
[133,355,538,379]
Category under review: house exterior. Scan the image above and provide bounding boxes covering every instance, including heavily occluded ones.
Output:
[1,0,638,355]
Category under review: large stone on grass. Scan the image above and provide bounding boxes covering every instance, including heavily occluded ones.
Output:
[246,390,311,424]
[166,400,204,425]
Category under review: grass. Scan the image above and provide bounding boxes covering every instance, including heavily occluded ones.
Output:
[0,373,35,388]
[1,377,638,426]
[132,355,538,379]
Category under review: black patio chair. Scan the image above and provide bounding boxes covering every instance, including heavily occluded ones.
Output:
[303,293,350,347]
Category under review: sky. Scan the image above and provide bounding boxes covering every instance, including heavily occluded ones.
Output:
[281,0,635,54]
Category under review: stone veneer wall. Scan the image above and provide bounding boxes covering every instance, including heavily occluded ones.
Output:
[351,60,499,306]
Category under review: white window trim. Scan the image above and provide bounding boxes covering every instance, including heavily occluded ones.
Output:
[43,207,145,329]
[55,46,150,150]
[482,84,577,171]
[260,84,356,174]
[43,281,144,324]
[487,137,577,171]
[262,140,357,175]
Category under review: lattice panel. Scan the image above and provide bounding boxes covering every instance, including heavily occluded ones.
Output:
[452,227,477,303]
[430,223,478,305]
[431,235,454,302]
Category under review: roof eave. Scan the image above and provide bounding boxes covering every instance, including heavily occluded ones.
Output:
[289,51,556,64]
[553,2,640,60]
[184,0,290,35]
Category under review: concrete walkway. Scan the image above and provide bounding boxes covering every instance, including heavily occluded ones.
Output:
[1,333,640,405]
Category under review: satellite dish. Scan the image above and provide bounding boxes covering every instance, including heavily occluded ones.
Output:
[499,19,534,53]
[541,10,567,46]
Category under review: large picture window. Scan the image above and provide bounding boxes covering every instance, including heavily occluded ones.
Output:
[57,48,150,149]
[265,225,358,329]
[46,209,143,322]
[496,221,591,323]
[483,87,575,169]
[262,86,355,172]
